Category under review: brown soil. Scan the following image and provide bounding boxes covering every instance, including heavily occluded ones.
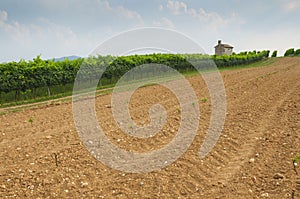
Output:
[0,57,299,198]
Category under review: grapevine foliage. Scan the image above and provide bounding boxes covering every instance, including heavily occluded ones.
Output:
[0,51,270,97]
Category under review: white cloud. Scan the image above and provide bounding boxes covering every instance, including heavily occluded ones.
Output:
[117,6,143,24]
[167,0,188,15]
[158,5,164,11]
[0,10,8,26]
[153,17,175,29]
[37,18,79,48]
[0,10,31,44]
[96,0,112,11]
[283,1,300,12]
[159,5,164,11]
[95,0,144,24]
[0,10,79,49]
[39,0,111,12]
[166,1,244,29]
[96,1,144,24]
[0,2,145,61]
[0,2,144,47]
[4,21,31,42]
[39,0,142,24]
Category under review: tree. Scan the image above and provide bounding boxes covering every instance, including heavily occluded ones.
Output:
[271,50,277,57]
[284,48,295,57]
[295,49,300,56]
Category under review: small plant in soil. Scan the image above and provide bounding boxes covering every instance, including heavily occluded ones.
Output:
[292,154,300,175]
[201,97,207,103]
[176,107,181,114]
[128,124,134,134]
[28,117,34,125]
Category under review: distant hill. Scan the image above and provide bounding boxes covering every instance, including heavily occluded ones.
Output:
[53,55,82,62]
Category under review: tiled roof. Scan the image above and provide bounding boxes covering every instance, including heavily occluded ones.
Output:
[215,44,234,48]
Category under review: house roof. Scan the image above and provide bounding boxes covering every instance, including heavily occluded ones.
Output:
[214,43,234,48]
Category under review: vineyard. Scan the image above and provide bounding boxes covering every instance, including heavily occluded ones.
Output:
[0,51,269,104]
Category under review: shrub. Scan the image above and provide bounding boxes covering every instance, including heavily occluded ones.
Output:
[295,49,300,56]
[284,48,295,57]
[271,50,277,57]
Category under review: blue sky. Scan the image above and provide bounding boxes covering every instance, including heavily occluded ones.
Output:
[0,0,300,62]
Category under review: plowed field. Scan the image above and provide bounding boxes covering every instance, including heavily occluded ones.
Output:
[1,58,299,198]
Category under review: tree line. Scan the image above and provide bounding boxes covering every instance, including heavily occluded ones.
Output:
[0,50,270,101]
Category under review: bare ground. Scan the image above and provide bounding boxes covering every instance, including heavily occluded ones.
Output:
[0,57,299,198]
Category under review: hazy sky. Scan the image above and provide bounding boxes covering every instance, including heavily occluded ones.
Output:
[1,0,300,62]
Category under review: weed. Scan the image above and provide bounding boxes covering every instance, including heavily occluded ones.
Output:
[292,154,300,175]
[201,97,207,103]
[28,117,34,125]
[176,107,181,114]
[128,123,134,134]
[294,154,300,163]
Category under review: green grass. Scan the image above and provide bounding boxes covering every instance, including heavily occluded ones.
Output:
[219,58,277,71]
[0,81,116,108]
[178,58,276,77]
[0,58,276,111]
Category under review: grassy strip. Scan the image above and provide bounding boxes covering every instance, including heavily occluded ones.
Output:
[0,87,114,116]
[0,83,116,109]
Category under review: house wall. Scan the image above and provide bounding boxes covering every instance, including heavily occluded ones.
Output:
[215,46,233,56]
[224,48,233,56]
[215,46,223,56]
